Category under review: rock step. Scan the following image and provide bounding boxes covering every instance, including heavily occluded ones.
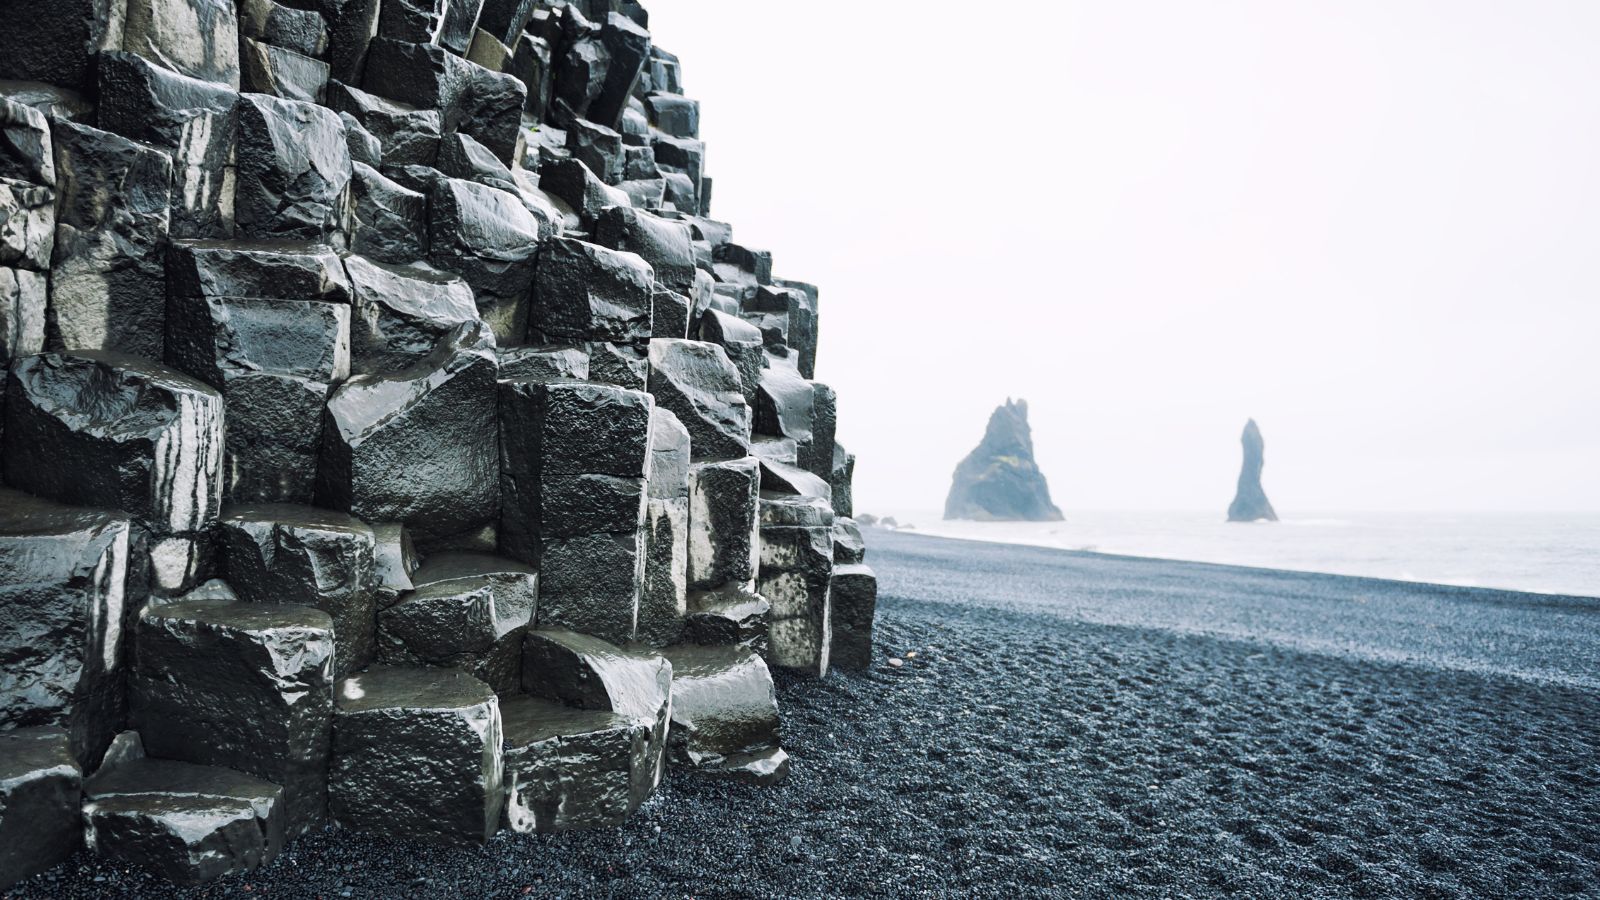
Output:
[0,727,81,891]
[499,695,651,833]
[83,752,285,886]
[661,643,788,785]
[377,552,537,693]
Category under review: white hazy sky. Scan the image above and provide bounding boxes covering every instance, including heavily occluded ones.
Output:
[646,0,1600,513]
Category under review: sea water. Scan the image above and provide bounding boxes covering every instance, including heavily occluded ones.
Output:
[872,509,1600,598]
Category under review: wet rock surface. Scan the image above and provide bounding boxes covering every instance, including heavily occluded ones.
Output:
[944,398,1064,522]
[0,727,81,891]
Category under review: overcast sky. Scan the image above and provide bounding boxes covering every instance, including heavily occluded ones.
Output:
[647,0,1600,513]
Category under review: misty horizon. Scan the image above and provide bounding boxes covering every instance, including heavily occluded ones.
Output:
[649,0,1600,515]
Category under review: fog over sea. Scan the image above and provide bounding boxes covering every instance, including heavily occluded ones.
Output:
[872,510,1600,599]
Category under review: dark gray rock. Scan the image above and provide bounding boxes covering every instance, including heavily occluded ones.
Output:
[758,458,833,505]
[370,521,418,606]
[648,406,691,501]
[757,520,833,676]
[651,285,690,339]
[594,205,694,293]
[235,93,354,241]
[166,239,353,302]
[712,241,770,288]
[330,666,504,845]
[0,266,46,363]
[327,80,443,166]
[537,155,630,223]
[829,563,877,671]
[500,695,649,832]
[944,398,1064,522]
[450,57,526,163]
[1228,418,1279,523]
[438,0,485,55]
[0,177,54,272]
[660,643,787,784]
[341,113,383,165]
[804,382,838,480]
[497,343,589,381]
[832,517,866,565]
[519,629,670,807]
[588,13,650,131]
[758,490,834,528]
[378,0,448,44]
[377,552,537,692]
[637,496,687,646]
[47,118,173,359]
[344,254,478,374]
[0,0,121,91]
[497,378,652,478]
[752,362,816,463]
[82,755,284,885]
[534,531,643,644]
[318,322,500,549]
[132,599,335,834]
[586,340,648,390]
[115,0,242,88]
[220,504,378,676]
[437,131,517,192]
[164,286,350,505]
[240,0,330,58]
[324,0,383,85]
[647,339,751,461]
[830,441,856,519]
[508,33,553,119]
[350,161,429,262]
[427,176,540,342]
[701,309,763,409]
[0,727,81,891]
[644,93,697,139]
[687,456,759,591]
[361,39,524,162]
[532,473,647,538]
[566,117,624,184]
[475,0,539,46]
[682,584,767,655]
[95,51,239,239]
[3,352,224,540]
[532,235,653,343]
[240,38,331,103]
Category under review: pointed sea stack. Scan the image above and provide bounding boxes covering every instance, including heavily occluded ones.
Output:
[1227,419,1278,522]
[944,399,1063,522]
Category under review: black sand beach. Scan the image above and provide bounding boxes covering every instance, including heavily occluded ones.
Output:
[11,529,1599,898]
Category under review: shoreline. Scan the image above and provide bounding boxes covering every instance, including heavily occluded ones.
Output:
[868,525,1600,605]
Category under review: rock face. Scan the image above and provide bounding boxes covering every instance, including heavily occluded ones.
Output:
[1227,418,1279,523]
[0,0,871,887]
[944,399,1063,522]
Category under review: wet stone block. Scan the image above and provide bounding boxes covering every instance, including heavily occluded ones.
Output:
[376,552,537,692]
[532,236,653,344]
[757,522,833,677]
[520,629,671,808]
[3,352,223,537]
[327,81,443,166]
[535,531,644,644]
[687,456,759,591]
[830,441,856,519]
[637,497,688,647]
[0,266,46,364]
[350,162,428,262]
[0,727,82,891]
[83,756,285,885]
[683,584,769,656]
[647,339,751,462]
[497,379,652,477]
[330,666,504,845]
[661,643,787,784]
[166,239,352,302]
[587,341,648,390]
[594,205,694,293]
[832,517,867,565]
[318,322,500,549]
[344,254,478,375]
[0,490,132,770]
[427,176,540,342]
[235,93,354,241]
[0,177,54,272]
[220,504,378,676]
[701,309,763,409]
[165,293,350,505]
[47,118,174,359]
[116,0,243,88]
[239,0,330,58]
[95,51,239,240]
[500,696,649,833]
[132,599,335,835]
[497,343,590,381]
[240,38,331,103]
[829,563,877,671]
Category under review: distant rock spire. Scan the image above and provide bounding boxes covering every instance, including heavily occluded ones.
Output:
[944,399,1064,521]
[1227,419,1278,522]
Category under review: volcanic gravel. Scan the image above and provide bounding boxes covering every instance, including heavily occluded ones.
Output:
[9,530,1599,899]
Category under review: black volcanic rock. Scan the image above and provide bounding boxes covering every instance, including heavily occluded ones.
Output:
[943,399,1063,522]
[1227,418,1279,523]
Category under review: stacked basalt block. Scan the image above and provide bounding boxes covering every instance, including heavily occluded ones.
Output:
[0,0,877,888]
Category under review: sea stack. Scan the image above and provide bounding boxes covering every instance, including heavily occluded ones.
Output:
[1227,419,1278,522]
[944,399,1064,522]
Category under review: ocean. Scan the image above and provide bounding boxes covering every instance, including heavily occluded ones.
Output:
[872,509,1600,599]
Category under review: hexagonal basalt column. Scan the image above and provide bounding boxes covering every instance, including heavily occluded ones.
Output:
[329,666,504,845]
[376,552,537,692]
[0,727,81,891]
[661,643,788,785]
[500,695,651,833]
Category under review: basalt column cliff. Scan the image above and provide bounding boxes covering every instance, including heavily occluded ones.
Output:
[0,0,876,886]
